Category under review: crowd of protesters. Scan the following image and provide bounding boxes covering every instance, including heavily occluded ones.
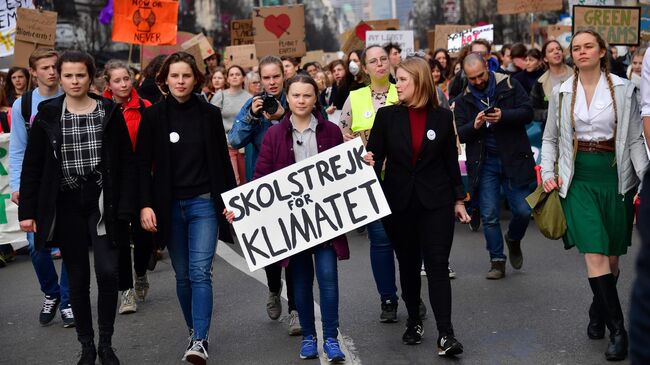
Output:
[2,28,650,365]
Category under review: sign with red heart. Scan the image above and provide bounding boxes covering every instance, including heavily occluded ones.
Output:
[253,5,306,58]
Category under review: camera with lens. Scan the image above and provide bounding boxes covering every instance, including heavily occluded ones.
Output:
[257,92,279,115]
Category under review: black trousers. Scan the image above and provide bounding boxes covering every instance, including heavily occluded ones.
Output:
[118,219,154,290]
[56,182,119,345]
[383,197,455,337]
[265,263,296,312]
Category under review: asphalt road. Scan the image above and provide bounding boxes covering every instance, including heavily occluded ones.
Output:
[0,220,637,365]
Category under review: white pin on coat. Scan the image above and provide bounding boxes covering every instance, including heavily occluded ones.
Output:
[427,129,436,141]
[169,132,180,143]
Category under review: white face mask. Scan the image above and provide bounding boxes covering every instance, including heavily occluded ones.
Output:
[349,61,360,76]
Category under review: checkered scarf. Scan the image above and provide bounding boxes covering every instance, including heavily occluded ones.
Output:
[59,99,105,191]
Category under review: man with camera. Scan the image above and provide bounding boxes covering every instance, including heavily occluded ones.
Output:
[228,55,302,336]
[454,53,535,280]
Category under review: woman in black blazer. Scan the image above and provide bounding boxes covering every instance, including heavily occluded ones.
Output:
[365,57,470,357]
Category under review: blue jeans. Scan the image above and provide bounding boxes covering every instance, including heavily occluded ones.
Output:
[292,245,339,339]
[367,220,398,303]
[28,232,70,307]
[478,154,532,261]
[167,196,218,340]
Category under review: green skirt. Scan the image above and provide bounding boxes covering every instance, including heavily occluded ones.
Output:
[560,152,634,256]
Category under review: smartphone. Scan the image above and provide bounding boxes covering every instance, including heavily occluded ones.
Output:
[484,106,495,115]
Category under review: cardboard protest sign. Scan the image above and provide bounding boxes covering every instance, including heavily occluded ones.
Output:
[0,134,27,250]
[547,25,573,48]
[300,50,325,67]
[447,24,494,54]
[427,30,436,51]
[322,52,340,66]
[222,138,391,272]
[112,0,179,45]
[224,44,257,69]
[252,5,306,58]
[231,19,254,45]
[365,19,400,31]
[340,19,400,55]
[181,33,215,61]
[13,8,57,68]
[140,31,195,71]
[573,6,640,45]
[434,24,471,52]
[365,30,415,58]
[569,0,615,15]
[642,4,650,41]
[497,0,562,15]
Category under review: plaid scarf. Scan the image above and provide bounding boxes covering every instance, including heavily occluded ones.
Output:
[59,99,104,191]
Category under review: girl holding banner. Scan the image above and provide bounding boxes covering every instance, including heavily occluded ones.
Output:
[541,30,648,362]
[18,51,136,365]
[226,74,349,362]
[364,56,469,357]
[136,52,236,365]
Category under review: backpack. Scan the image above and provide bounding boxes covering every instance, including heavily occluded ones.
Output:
[21,89,33,133]
[0,111,9,133]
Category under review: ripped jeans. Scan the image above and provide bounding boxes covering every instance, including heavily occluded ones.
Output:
[167,195,218,340]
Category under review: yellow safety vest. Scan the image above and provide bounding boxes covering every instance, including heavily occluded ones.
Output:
[349,85,398,132]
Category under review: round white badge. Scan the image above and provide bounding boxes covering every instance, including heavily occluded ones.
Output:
[427,130,436,141]
[169,132,180,143]
[363,111,373,118]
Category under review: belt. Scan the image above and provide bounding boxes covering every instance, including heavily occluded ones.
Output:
[577,139,615,153]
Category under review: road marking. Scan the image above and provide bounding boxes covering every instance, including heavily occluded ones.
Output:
[216,242,361,365]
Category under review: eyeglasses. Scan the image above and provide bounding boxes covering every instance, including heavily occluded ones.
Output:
[406,51,426,59]
[367,56,389,66]
[472,51,489,57]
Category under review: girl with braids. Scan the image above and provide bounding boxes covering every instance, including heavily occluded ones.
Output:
[541,30,648,362]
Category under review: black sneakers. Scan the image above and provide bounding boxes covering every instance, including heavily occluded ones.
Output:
[39,295,60,325]
[380,300,398,323]
[402,319,423,345]
[98,346,120,365]
[184,339,209,365]
[437,335,464,357]
[61,304,75,328]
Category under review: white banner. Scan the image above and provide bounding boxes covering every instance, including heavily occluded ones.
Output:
[0,1,35,58]
[365,30,415,58]
[0,133,27,249]
[447,24,494,54]
[221,138,391,272]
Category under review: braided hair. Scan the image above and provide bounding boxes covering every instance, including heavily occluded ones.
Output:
[569,30,618,132]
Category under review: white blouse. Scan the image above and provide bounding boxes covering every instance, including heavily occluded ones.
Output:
[573,73,616,142]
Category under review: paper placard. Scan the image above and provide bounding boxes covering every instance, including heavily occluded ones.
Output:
[322,52,340,66]
[365,30,415,58]
[497,0,563,15]
[0,134,28,250]
[253,5,306,58]
[224,44,257,69]
[434,24,471,53]
[447,24,494,54]
[231,19,254,46]
[572,5,640,45]
[13,8,57,68]
[300,50,325,67]
[181,33,215,60]
[365,19,400,31]
[112,0,179,45]
[642,4,650,41]
[140,31,195,71]
[547,25,573,48]
[221,138,391,272]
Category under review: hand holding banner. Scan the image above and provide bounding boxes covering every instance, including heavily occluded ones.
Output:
[221,138,391,272]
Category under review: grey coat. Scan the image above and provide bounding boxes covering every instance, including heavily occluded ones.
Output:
[540,73,648,198]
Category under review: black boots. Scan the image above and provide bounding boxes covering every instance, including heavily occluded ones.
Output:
[589,274,628,361]
[98,335,120,365]
[77,342,96,365]
[588,272,619,340]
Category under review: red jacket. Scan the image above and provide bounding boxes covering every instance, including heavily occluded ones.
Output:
[103,87,151,150]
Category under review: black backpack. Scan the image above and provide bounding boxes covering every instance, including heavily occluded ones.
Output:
[0,111,9,133]
[21,89,33,133]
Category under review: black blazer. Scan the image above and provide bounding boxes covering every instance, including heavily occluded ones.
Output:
[367,104,465,213]
[136,94,236,249]
[18,94,136,251]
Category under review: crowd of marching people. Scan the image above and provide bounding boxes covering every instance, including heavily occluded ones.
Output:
[2,28,650,365]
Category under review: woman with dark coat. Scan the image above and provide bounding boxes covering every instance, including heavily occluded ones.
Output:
[365,57,470,357]
[18,51,136,365]
[136,52,236,365]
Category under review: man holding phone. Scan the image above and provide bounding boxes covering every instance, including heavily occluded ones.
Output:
[453,53,536,280]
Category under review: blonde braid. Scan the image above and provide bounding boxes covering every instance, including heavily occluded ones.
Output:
[603,61,618,124]
[570,66,579,131]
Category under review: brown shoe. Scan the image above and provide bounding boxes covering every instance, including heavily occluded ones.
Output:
[505,234,523,270]
[486,261,506,280]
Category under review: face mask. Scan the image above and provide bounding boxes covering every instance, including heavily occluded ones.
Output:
[349,61,360,76]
